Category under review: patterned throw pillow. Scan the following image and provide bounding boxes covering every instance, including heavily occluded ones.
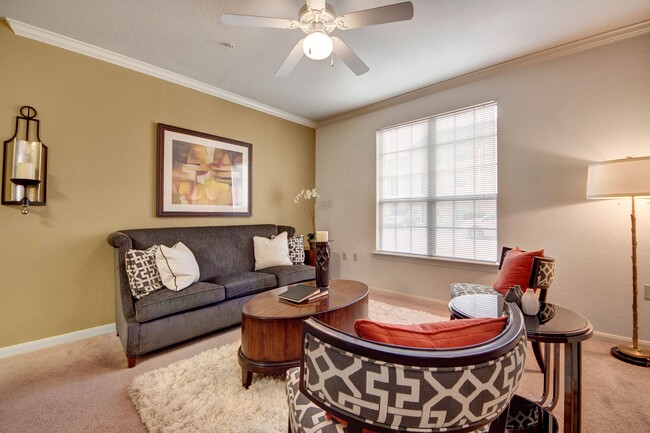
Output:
[288,235,305,265]
[125,246,164,299]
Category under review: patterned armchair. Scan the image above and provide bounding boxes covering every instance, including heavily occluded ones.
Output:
[449,247,555,372]
[450,247,556,301]
[286,305,527,433]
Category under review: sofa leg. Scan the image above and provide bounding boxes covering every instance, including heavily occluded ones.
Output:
[127,356,137,368]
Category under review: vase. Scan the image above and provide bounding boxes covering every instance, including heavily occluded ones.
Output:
[315,241,330,288]
[521,288,540,315]
[505,285,523,307]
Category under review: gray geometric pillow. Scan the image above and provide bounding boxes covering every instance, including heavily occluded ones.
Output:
[288,235,305,265]
[125,246,164,299]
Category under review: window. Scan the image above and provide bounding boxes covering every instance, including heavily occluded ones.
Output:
[376,101,497,263]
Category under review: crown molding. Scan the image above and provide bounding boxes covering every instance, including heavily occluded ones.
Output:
[5,18,316,129]
[317,20,650,128]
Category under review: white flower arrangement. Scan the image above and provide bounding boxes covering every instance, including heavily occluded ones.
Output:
[293,188,320,240]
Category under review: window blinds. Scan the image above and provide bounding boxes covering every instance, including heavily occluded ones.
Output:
[376,101,498,263]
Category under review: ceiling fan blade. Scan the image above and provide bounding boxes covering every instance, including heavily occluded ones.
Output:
[221,14,298,29]
[306,0,326,12]
[336,1,414,29]
[276,40,305,77]
[331,37,369,76]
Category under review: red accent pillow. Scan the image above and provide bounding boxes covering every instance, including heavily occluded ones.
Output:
[492,247,544,295]
[353,316,508,348]
[324,413,375,433]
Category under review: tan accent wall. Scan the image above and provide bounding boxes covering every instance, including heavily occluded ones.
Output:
[0,23,315,348]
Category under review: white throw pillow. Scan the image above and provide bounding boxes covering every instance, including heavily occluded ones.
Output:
[254,231,293,270]
[155,242,200,291]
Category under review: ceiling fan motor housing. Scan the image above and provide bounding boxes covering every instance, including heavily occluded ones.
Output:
[298,3,337,34]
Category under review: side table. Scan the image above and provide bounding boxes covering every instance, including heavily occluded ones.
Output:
[449,294,593,433]
[304,248,316,266]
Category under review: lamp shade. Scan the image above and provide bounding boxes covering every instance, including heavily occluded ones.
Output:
[586,156,650,199]
[303,31,333,60]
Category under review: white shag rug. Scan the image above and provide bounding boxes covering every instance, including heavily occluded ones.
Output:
[129,300,445,433]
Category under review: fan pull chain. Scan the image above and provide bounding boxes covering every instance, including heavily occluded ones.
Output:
[331,52,334,68]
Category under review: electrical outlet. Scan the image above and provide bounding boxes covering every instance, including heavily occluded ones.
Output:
[353,252,358,261]
[342,252,347,260]
[645,284,650,300]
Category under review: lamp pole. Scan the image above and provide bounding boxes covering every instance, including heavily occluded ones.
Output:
[630,197,639,350]
[611,196,649,365]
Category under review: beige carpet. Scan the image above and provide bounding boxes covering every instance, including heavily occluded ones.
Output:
[128,300,447,433]
[0,291,648,433]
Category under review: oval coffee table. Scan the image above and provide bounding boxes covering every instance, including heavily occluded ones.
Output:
[238,279,369,388]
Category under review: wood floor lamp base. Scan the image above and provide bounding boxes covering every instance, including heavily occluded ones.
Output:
[611,345,650,367]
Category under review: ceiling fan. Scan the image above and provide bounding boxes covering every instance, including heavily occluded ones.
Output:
[221,0,414,77]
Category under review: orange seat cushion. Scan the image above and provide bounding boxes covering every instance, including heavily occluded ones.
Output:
[354,316,508,348]
[492,247,544,295]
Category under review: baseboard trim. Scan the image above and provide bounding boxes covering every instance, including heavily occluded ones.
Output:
[0,323,116,359]
[369,286,449,310]
[592,330,650,346]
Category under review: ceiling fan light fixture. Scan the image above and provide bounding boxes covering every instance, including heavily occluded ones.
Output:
[303,31,333,60]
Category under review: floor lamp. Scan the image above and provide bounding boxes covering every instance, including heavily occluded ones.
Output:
[587,156,650,367]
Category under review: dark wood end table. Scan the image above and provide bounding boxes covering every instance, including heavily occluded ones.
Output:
[449,294,593,433]
[238,279,369,388]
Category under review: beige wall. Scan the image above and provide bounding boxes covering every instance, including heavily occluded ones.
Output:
[316,33,650,340]
[0,23,315,348]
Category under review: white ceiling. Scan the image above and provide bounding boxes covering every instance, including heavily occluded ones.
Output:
[2,0,650,125]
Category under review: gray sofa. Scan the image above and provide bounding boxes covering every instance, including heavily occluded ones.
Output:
[107,224,314,367]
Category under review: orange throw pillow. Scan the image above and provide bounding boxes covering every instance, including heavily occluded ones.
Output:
[492,247,544,295]
[354,316,507,348]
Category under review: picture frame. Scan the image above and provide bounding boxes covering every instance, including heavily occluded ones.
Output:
[157,123,252,217]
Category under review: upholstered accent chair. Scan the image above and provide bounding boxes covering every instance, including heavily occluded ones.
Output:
[450,247,555,372]
[450,247,556,301]
[286,305,527,433]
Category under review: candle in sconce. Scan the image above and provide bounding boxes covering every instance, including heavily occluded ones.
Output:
[316,231,329,242]
[16,162,35,179]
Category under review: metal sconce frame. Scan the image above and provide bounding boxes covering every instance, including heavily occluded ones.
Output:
[2,106,48,215]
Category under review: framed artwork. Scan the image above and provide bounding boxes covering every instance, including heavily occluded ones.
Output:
[157,124,252,217]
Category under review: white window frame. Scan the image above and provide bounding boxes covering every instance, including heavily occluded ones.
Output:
[375,101,498,264]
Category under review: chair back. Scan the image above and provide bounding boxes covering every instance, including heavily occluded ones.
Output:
[498,247,555,302]
[298,305,527,433]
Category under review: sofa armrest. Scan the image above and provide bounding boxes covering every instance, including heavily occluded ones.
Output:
[107,232,136,322]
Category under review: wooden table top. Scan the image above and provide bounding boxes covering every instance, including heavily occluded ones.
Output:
[242,279,369,320]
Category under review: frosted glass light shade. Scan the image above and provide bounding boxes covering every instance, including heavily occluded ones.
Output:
[303,31,333,60]
[586,156,650,199]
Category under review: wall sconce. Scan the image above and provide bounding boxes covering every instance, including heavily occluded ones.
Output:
[2,106,48,215]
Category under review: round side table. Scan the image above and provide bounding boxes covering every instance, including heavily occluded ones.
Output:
[449,294,592,433]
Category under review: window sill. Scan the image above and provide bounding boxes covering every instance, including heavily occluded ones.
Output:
[371,251,499,271]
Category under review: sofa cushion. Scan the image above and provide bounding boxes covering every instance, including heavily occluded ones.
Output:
[119,224,285,279]
[134,282,226,323]
[208,272,276,299]
[259,265,315,287]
